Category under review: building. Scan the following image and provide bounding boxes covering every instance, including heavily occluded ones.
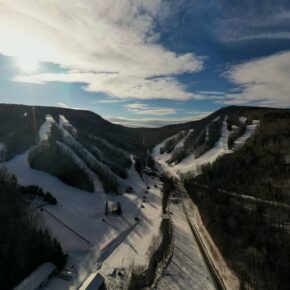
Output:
[85,273,105,290]
[14,262,56,290]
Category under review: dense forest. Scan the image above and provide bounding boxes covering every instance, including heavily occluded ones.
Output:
[29,125,95,192]
[184,111,290,290]
[0,168,65,290]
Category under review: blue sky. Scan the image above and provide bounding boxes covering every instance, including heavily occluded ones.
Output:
[0,0,290,127]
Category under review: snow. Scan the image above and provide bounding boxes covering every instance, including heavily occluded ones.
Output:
[57,118,122,192]
[153,118,231,178]
[2,150,162,289]
[59,115,70,126]
[183,190,240,290]
[174,118,231,175]
[239,116,247,124]
[2,107,163,290]
[153,117,259,177]
[233,120,259,150]
[59,115,77,136]
[157,202,216,290]
[81,176,163,289]
[89,134,130,158]
[39,115,55,141]
[173,129,193,151]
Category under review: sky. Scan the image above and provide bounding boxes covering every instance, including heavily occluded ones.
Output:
[0,0,290,127]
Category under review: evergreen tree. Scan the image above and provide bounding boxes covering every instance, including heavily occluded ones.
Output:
[105,200,109,215]
[116,202,122,215]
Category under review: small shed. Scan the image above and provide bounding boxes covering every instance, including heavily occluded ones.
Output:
[85,273,105,290]
[14,262,56,290]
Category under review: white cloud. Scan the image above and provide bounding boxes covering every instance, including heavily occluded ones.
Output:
[222,51,290,107]
[13,73,203,100]
[91,98,126,104]
[125,102,176,115]
[107,113,210,128]
[0,0,203,100]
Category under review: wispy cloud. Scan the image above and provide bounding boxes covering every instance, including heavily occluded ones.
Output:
[215,0,290,43]
[91,98,126,104]
[125,102,176,115]
[1,0,203,100]
[221,50,290,107]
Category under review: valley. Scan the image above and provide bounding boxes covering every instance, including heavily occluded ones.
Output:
[1,104,290,290]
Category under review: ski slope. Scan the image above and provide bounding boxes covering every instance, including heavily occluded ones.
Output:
[1,114,163,290]
[233,120,259,150]
[153,116,259,178]
[39,114,55,141]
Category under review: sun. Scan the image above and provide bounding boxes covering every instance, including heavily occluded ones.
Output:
[16,56,39,73]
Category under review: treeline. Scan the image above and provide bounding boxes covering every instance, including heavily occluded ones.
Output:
[195,116,223,157]
[0,168,66,290]
[192,114,290,203]
[29,123,122,193]
[29,125,94,192]
[61,132,120,192]
[160,131,187,154]
[21,184,57,205]
[0,107,38,160]
[128,220,172,290]
[227,115,249,149]
[80,133,132,178]
[169,128,205,164]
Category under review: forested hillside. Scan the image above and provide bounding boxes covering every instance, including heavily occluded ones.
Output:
[0,168,65,290]
[184,110,290,290]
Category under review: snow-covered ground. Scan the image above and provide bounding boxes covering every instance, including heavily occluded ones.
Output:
[2,151,162,289]
[153,116,259,178]
[80,177,163,289]
[233,120,259,150]
[152,115,251,290]
[39,114,55,141]
[153,118,231,178]
[173,129,193,151]
[157,202,216,290]
[1,114,164,290]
